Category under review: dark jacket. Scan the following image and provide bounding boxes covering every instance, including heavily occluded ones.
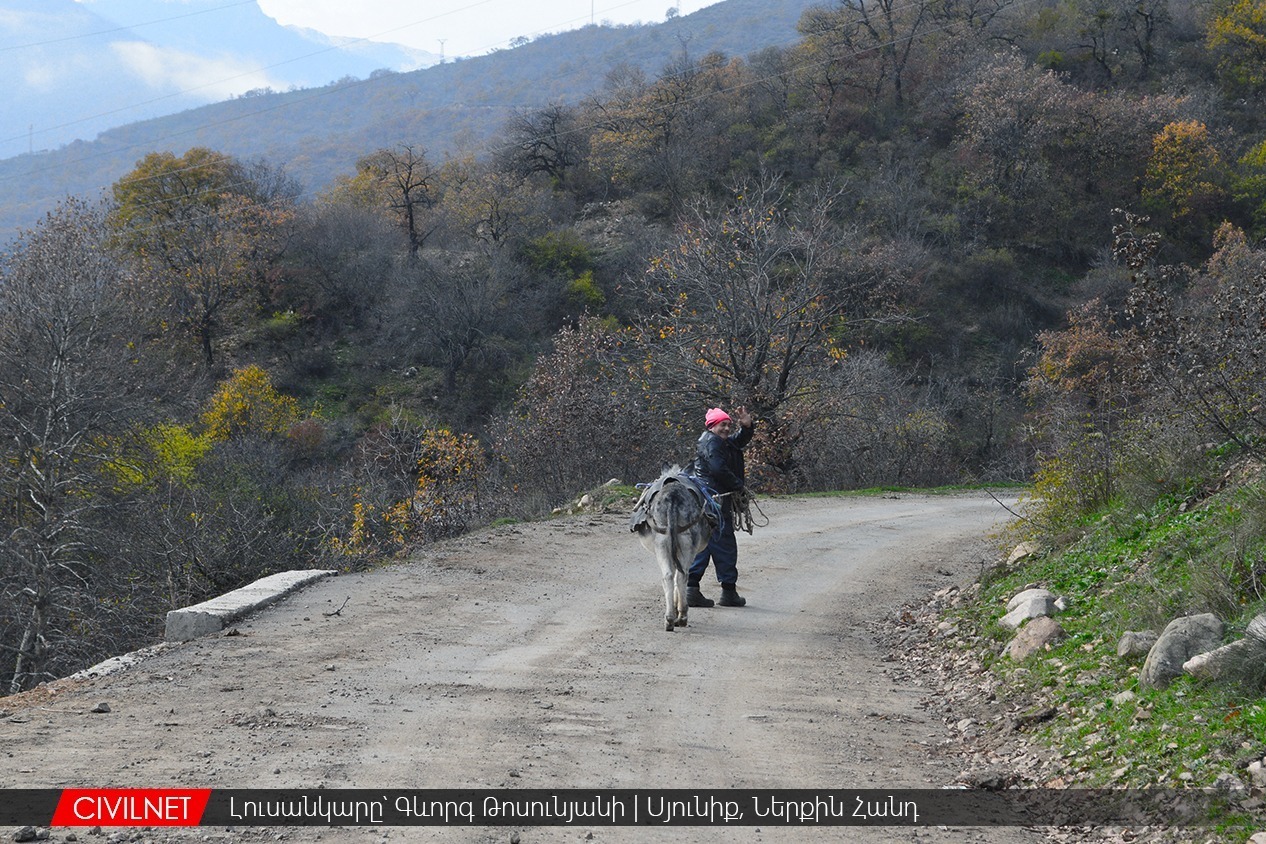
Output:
[693,422,754,498]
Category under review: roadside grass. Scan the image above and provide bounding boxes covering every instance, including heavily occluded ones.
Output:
[952,484,1266,839]
[600,483,641,506]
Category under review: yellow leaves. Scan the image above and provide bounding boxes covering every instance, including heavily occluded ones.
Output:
[412,428,486,541]
[1207,0,1266,95]
[336,428,487,554]
[1142,120,1226,221]
[96,421,212,491]
[201,365,302,442]
[146,424,213,486]
[826,335,849,361]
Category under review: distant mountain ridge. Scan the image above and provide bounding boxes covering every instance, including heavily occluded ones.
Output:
[0,0,820,242]
[1,0,435,161]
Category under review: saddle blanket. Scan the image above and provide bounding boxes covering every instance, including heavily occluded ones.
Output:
[628,471,721,535]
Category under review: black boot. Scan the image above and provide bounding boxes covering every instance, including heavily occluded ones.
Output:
[718,585,746,607]
[687,586,714,608]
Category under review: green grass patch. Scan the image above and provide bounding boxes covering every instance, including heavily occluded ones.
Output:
[953,481,1266,840]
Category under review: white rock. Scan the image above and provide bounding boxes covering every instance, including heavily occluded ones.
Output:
[1248,759,1266,788]
[1007,588,1055,612]
[1183,637,1266,682]
[1006,542,1039,566]
[1214,772,1247,794]
[999,596,1057,630]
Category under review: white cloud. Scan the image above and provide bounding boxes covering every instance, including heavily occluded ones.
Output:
[110,40,283,100]
[18,48,101,94]
[21,63,63,92]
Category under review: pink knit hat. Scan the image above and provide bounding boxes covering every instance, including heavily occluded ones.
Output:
[705,408,732,428]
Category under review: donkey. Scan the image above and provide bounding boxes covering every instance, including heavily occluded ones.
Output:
[629,466,713,631]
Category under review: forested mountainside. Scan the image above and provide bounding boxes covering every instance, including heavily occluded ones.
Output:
[0,0,819,240]
[2,0,1266,724]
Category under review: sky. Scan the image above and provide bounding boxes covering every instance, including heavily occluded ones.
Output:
[256,0,725,59]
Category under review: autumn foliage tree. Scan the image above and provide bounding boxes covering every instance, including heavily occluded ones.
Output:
[109,147,295,365]
[1206,0,1266,100]
[585,52,742,211]
[332,423,488,555]
[1024,299,1137,525]
[411,428,487,541]
[1142,120,1228,236]
[201,364,302,441]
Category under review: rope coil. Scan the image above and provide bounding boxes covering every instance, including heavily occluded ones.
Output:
[721,487,768,534]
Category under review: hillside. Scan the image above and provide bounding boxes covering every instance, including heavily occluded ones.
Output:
[0,0,819,241]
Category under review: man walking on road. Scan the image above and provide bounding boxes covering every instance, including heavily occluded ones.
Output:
[688,405,754,608]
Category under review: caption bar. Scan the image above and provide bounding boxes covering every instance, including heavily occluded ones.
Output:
[0,788,1228,827]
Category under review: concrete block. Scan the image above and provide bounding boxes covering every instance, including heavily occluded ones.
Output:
[165,570,336,641]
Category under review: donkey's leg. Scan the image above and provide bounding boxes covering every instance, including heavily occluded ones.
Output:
[660,557,676,632]
[673,565,688,626]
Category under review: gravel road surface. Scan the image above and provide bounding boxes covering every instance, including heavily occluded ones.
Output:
[2,492,1046,844]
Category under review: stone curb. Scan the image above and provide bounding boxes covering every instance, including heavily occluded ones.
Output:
[164,569,337,642]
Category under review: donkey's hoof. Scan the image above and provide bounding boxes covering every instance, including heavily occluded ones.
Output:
[665,620,676,632]
[675,618,688,627]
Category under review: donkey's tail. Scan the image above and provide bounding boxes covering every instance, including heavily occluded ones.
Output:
[667,501,684,574]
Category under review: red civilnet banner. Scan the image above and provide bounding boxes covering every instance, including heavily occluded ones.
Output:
[51,789,211,826]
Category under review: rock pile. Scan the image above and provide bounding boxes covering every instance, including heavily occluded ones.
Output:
[880,540,1266,843]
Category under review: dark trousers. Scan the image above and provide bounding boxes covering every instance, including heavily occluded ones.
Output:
[689,520,738,587]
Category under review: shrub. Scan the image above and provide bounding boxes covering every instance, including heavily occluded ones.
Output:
[202,364,303,441]
[413,428,487,540]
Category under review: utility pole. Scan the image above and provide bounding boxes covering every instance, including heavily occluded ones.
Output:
[438,38,446,63]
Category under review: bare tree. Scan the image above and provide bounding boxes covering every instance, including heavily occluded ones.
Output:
[490,316,679,511]
[635,175,916,484]
[499,103,587,189]
[584,52,739,211]
[0,200,141,693]
[356,145,444,257]
[285,201,401,324]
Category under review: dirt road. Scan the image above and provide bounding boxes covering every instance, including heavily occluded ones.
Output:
[1,492,1044,843]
